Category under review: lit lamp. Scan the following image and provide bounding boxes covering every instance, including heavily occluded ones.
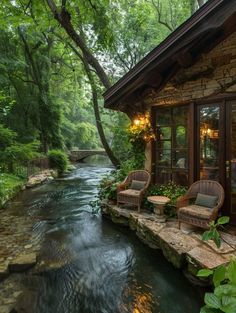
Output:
[130,113,156,142]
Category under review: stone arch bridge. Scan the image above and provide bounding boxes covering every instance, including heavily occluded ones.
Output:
[69,149,107,162]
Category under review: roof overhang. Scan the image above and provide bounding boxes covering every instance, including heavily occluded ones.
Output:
[104,0,236,115]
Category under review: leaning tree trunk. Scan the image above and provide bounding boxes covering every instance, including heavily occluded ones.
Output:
[70,46,120,167]
[46,0,111,89]
[46,0,121,167]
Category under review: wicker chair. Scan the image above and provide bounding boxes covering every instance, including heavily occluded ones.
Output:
[176,180,225,229]
[117,170,151,212]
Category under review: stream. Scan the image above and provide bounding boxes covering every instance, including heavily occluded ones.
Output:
[8,161,203,313]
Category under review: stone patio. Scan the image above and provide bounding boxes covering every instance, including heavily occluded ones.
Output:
[101,201,236,278]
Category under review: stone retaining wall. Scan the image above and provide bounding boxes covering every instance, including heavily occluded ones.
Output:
[102,202,236,283]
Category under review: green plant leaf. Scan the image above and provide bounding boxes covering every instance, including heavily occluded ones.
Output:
[200,306,221,313]
[217,216,230,225]
[204,293,221,309]
[221,298,236,313]
[213,265,226,287]
[202,230,214,241]
[197,269,214,277]
[212,229,221,248]
[227,259,236,284]
[215,284,236,297]
[221,295,236,307]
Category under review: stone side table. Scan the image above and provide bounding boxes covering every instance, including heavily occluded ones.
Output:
[147,196,170,222]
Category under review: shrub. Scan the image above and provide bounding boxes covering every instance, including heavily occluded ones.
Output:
[48,149,68,175]
[98,170,120,202]
[197,258,236,313]
[145,182,187,216]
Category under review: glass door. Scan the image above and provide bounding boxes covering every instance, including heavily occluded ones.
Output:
[154,106,189,186]
[197,100,236,224]
[197,104,221,181]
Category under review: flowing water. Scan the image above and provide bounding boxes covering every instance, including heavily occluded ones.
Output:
[10,162,203,313]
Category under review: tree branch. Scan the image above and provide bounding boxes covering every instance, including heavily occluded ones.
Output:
[46,0,111,89]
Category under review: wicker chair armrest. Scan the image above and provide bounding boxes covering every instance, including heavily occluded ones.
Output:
[176,195,194,209]
[117,182,129,192]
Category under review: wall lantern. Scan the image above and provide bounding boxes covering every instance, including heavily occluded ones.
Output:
[129,112,156,143]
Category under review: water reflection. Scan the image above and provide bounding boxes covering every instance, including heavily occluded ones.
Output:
[12,163,202,313]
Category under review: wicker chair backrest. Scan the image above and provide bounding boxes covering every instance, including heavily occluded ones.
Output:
[186,180,225,208]
[126,170,151,187]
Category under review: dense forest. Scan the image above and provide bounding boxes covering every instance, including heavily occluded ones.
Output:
[0,0,208,192]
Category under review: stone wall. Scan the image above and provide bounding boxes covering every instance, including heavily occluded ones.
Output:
[143,31,236,107]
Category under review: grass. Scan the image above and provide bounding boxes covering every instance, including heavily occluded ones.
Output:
[0,173,25,207]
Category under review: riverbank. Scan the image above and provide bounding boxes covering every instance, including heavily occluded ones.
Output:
[101,201,236,283]
[0,170,57,210]
[0,174,25,208]
[0,204,41,312]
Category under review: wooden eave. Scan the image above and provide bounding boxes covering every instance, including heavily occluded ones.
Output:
[104,0,236,114]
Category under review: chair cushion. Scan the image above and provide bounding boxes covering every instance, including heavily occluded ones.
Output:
[178,205,213,220]
[130,180,146,190]
[195,193,218,208]
[118,189,141,197]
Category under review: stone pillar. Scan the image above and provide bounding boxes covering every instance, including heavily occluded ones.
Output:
[144,141,152,172]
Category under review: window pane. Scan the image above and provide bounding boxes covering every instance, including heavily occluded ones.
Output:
[157,150,171,167]
[157,140,171,150]
[157,108,171,125]
[173,106,188,125]
[154,105,189,185]
[173,150,188,168]
[174,126,187,148]
[199,106,220,181]
[157,126,171,140]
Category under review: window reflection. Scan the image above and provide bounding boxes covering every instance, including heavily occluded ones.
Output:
[155,106,188,186]
[199,106,219,180]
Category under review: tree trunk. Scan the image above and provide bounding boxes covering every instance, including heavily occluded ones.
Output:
[46,0,111,89]
[69,44,120,167]
[46,1,121,167]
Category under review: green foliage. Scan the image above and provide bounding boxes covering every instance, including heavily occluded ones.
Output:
[202,217,230,248]
[145,182,187,215]
[74,122,99,149]
[197,259,236,313]
[0,173,25,207]
[98,173,118,202]
[0,0,200,169]
[110,113,132,162]
[0,124,16,150]
[48,149,68,175]
[0,123,40,172]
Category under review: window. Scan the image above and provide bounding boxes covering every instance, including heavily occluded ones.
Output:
[154,106,189,185]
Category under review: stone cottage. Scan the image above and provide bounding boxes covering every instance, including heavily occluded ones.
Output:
[103,0,236,224]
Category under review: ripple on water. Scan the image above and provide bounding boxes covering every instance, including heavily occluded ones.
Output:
[13,164,202,313]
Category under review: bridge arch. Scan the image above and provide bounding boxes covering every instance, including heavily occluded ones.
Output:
[69,150,107,162]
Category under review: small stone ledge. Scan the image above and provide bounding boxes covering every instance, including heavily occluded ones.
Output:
[0,263,9,281]
[26,170,56,188]
[136,219,164,249]
[158,228,200,268]
[101,202,236,279]
[186,246,231,276]
[8,253,37,272]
